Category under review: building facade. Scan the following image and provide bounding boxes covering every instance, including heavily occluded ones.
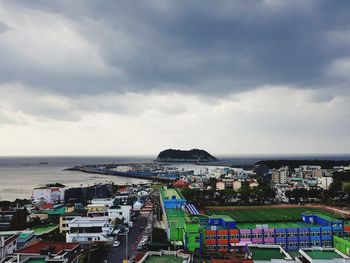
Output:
[32,186,65,203]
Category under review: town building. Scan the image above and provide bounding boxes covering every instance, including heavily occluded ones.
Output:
[233,180,242,190]
[66,217,114,244]
[333,236,350,256]
[107,205,132,223]
[16,230,36,249]
[159,187,349,254]
[246,245,293,262]
[64,183,114,203]
[114,193,129,204]
[216,180,225,190]
[272,167,289,184]
[319,176,334,190]
[0,234,17,261]
[15,241,81,263]
[32,186,65,203]
[297,247,350,262]
[0,209,28,231]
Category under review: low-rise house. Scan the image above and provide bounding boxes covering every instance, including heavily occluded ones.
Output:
[0,234,17,261]
[216,180,225,190]
[15,241,81,263]
[114,193,129,204]
[31,224,59,238]
[86,204,107,217]
[16,230,36,249]
[30,206,66,224]
[233,180,242,190]
[59,208,86,234]
[66,217,114,244]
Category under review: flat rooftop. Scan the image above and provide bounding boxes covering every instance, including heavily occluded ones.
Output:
[166,209,186,227]
[18,231,34,239]
[304,250,342,259]
[161,187,184,200]
[32,224,59,236]
[237,221,317,229]
[250,247,286,260]
[70,217,109,224]
[308,213,339,221]
[144,255,185,263]
[25,259,45,263]
[210,214,235,222]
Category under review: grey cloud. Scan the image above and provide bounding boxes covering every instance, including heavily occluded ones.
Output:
[310,92,335,103]
[0,21,10,33]
[1,0,350,98]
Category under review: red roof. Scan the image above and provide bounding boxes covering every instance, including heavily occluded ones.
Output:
[173,179,188,188]
[5,234,17,246]
[41,203,54,209]
[16,241,79,255]
[118,186,128,193]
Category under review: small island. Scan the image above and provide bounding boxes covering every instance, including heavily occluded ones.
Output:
[155,148,217,163]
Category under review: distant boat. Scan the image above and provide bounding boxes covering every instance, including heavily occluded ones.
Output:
[39,162,49,165]
[21,163,30,166]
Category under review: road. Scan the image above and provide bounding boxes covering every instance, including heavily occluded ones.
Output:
[104,214,148,263]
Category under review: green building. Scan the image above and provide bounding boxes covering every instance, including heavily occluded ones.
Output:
[333,236,350,256]
[160,187,204,252]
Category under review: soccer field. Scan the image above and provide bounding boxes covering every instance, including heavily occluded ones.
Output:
[207,207,343,223]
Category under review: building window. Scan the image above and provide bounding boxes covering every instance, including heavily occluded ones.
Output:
[276,232,286,238]
[241,233,251,239]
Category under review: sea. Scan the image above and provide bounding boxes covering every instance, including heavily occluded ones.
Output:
[0,154,349,201]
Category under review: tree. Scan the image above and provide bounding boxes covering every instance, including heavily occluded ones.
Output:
[238,182,251,204]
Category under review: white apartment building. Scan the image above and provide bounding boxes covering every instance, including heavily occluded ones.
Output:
[107,205,132,223]
[32,186,65,203]
[319,176,334,190]
[66,217,114,244]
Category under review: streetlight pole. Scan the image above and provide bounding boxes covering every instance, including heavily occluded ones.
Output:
[120,228,129,261]
[125,229,129,260]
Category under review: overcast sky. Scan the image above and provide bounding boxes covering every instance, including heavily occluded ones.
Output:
[1,0,350,156]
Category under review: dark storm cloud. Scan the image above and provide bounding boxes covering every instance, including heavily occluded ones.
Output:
[1,0,350,96]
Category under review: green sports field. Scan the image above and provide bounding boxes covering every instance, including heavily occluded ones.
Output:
[207,207,343,223]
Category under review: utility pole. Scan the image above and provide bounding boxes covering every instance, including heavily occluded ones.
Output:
[125,229,129,260]
[87,240,91,263]
[120,228,129,261]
